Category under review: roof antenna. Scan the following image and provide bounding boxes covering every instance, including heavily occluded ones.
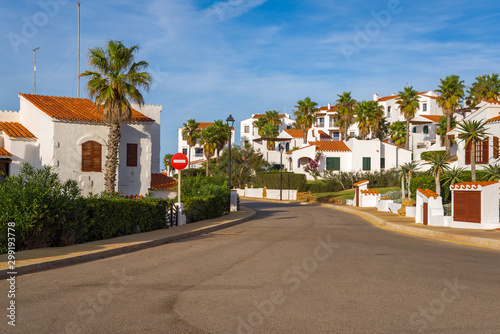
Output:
[33,47,40,94]
[77,1,81,98]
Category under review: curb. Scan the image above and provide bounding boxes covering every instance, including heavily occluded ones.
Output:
[0,208,256,280]
[322,204,500,251]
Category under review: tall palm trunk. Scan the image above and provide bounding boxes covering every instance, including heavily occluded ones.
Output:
[205,156,210,176]
[471,139,476,181]
[188,144,192,169]
[405,119,410,150]
[446,113,452,155]
[105,123,121,193]
[401,173,406,200]
[406,173,411,198]
[435,169,441,195]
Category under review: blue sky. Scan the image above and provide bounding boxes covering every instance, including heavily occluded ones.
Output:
[1,0,500,160]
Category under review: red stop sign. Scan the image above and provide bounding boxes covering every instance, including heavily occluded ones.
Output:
[171,153,189,170]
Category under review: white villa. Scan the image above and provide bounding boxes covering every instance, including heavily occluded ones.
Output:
[177,122,235,168]
[0,93,171,197]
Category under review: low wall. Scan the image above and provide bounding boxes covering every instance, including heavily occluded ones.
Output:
[238,188,298,200]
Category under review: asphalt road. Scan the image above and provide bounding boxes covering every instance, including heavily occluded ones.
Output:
[1,200,500,334]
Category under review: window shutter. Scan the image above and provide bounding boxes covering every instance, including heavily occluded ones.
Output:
[82,141,102,172]
[482,137,489,164]
[362,157,371,171]
[127,144,138,167]
[326,157,340,170]
[494,137,499,159]
[465,142,471,165]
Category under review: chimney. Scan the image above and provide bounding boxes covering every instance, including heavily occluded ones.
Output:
[391,93,396,96]
[327,103,331,110]
[373,93,379,101]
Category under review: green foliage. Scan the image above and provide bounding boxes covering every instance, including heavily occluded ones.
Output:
[180,168,206,178]
[179,175,229,223]
[319,169,400,193]
[420,150,446,161]
[0,163,87,253]
[85,198,168,241]
[257,172,307,192]
[409,174,435,200]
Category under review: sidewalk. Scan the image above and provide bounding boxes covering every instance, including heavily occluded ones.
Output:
[322,204,500,251]
[0,207,256,279]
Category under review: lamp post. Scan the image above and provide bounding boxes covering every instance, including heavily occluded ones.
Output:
[226,115,235,212]
[33,47,40,94]
[278,143,285,201]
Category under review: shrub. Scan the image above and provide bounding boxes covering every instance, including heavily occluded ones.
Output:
[84,198,169,241]
[420,150,445,161]
[306,180,342,193]
[0,163,87,253]
[257,172,307,192]
[320,169,400,192]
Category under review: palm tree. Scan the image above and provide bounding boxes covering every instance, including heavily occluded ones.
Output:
[367,100,385,138]
[402,161,419,198]
[199,126,218,176]
[265,110,282,128]
[466,73,500,107]
[423,151,451,195]
[388,121,406,147]
[435,116,456,146]
[436,75,466,155]
[442,166,465,188]
[354,101,372,140]
[481,163,500,181]
[396,86,420,150]
[399,164,408,200]
[457,120,489,181]
[163,153,174,176]
[182,119,201,169]
[294,97,318,143]
[80,40,152,192]
[260,123,279,150]
[335,92,357,140]
[211,120,229,163]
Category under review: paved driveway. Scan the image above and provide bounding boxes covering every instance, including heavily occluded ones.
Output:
[1,200,499,333]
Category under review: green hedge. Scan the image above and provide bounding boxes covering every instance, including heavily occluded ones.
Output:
[257,172,307,192]
[306,180,341,193]
[84,198,169,242]
[184,195,228,223]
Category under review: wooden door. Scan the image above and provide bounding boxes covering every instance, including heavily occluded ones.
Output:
[423,202,428,225]
[356,187,359,206]
[453,191,481,223]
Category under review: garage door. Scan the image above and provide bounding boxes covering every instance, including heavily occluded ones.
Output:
[453,191,481,223]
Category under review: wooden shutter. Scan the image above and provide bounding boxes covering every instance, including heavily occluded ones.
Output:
[454,191,481,223]
[465,142,471,165]
[327,157,340,170]
[482,137,489,164]
[494,137,499,159]
[127,144,138,167]
[363,157,371,171]
[82,141,101,172]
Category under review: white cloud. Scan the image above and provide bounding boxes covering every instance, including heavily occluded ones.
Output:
[205,0,268,21]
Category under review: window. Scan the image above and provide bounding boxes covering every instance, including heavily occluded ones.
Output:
[362,157,371,171]
[182,148,188,155]
[0,159,10,182]
[285,142,290,152]
[287,125,292,129]
[297,160,301,168]
[318,118,324,127]
[329,117,337,128]
[465,138,489,165]
[423,125,429,134]
[244,126,250,133]
[412,127,417,133]
[333,132,340,141]
[350,132,355,138]
[423,103,427,111]
[380,158,385,169]
[195,148,203,157]
[126,144,138,167]
[387,106,391,117]
[82,141,102,172]
[244,140,249,145]
[326,157,341,171]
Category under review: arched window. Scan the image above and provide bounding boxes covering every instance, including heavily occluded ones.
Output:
[82,141,102,172]
[412,127,417,133]
[423,125,429,134]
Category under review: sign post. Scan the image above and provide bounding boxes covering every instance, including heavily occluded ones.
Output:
[171,153,189,203]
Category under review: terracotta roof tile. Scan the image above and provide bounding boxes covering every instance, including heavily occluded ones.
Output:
[361,189,379,195]
[0,147,12,157]
[309,141,351,152]
[19,94,154,123]
[318,105,340,111]
[354,180,369,186]
[486,114,500,123]
[421,115,444,123]
[418,188,439,199]
[151,173,177,190]
[450,181,498,190]
[318,130,331,139]
[483,100,500,105]
[0,122,36,139]
[283,129,304,138]
[378,92,437,102]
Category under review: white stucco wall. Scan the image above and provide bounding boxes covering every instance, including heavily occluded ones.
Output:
[132,103,162,173]
[2,137,39,175]
[347,138,381,172]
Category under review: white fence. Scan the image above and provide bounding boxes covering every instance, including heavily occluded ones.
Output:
[236,188,297,200]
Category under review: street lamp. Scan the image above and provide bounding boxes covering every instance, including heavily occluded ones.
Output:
[278,143,285,201]
[226,114,235,212]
